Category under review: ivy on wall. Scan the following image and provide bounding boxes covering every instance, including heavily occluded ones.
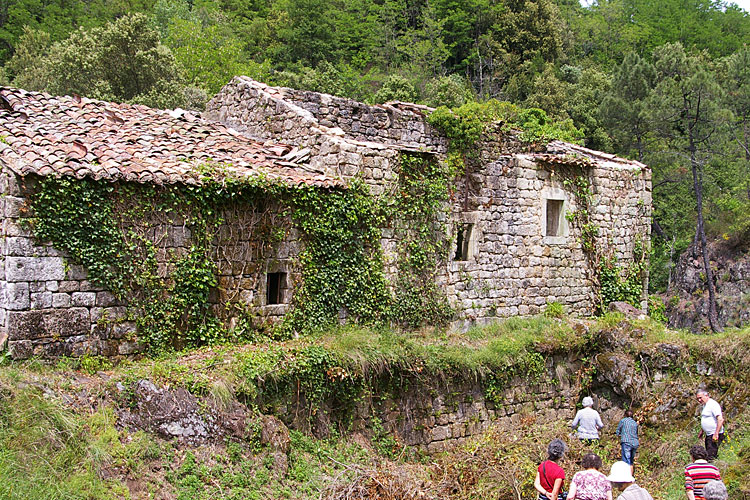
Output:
[282,179,391,335]
[386,153,454,328]
[29,168,425,352]
[553,165,648,311]
[29,171,293,353]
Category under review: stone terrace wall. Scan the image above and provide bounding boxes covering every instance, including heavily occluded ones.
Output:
[271,353,592,453]
[0,169,300,359]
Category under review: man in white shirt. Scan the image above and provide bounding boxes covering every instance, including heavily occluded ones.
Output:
[696,389,725,460]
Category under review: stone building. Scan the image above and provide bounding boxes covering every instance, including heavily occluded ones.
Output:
[206,77,652,328]
[0,79,651,358]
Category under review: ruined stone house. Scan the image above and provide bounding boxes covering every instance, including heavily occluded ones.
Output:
[0,78,651,359]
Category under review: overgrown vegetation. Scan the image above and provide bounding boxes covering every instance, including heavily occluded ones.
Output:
[1,317,749,499]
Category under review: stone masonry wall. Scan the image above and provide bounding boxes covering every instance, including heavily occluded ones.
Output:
[0,169,301,359]
[206,78,652,329]
[445,154,652,328]
[270,353,592,453]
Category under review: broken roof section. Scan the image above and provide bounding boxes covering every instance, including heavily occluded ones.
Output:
[532,140,647,171]
[0,87,342,188]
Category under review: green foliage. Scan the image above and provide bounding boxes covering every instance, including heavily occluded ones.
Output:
[9,13,189,109]
[387,154,454,328]
[31,177,129,294]
[562,174,598,253]
[0,385,128,499]
[648,296,668,323]
[373,74,417,104]
[283,179,391,335]
[599,255,645,309]
[543,301,565,319]
[423,74,475,108]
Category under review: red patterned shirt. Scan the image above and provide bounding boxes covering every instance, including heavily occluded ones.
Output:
[570,469,611,500]
[685,460,721,500]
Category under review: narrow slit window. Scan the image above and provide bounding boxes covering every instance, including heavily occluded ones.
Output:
[546,199,564,237]
[266,272,286,305]
[454,223,473,261]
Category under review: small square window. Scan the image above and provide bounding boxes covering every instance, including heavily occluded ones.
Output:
[546,199,564,237]
[266,272,287,305]
[454,223,473,261]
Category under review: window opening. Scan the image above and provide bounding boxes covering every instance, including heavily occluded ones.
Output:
[266,272,286,305]
[546,199,564,237]
[454,223,473,261]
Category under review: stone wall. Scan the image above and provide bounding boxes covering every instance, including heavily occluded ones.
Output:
[445,154,652,327]
[0,169,301,359]
[206,77,652,328]
[266,353,614,453]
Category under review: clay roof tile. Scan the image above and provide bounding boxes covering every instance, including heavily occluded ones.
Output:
[0,86,342,188]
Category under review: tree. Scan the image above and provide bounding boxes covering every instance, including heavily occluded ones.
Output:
[600,52,655,161]
[715,45,750,239]
[10,14,189,109]
[649,42,728,331]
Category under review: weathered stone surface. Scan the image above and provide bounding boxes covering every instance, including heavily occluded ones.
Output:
[7,308,89,342]
[260,415,291,454]
[6,256,65,282]
[5,282,30,310]
[609,301,646,319]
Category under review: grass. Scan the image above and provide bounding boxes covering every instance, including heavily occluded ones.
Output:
[0,315,749,499]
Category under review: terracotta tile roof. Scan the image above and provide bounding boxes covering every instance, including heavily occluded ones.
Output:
[0,87,342,188]
[533,140,648,170]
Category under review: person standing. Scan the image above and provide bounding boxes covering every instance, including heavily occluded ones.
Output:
[684,445,722,500]
[696,389,724,460]
[616,410,639,470]
[606,461,653,500]
[567,453,612,500]
[572,396,604,444]
[535,439,568,500]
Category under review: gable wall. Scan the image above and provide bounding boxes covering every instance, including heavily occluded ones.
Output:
[445,155,651,328]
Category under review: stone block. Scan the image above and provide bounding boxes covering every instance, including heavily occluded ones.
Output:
[5,237,36,256]
[31,291,53,309]
[96,291,118,307]
[118,341,144,355]
[8,340,33,360]
[72,292,96,307]
[432,425,451,441]
[5,282,30,310]
[58,281,80,293]
[7,307,89,341]
[4,196,26,218]
[52,293,71,308]
[6,257,66,282]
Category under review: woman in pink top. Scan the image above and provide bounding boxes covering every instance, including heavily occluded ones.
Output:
[535,439,568,500]
[567,453,612,500]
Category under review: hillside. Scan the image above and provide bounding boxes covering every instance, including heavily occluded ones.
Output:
[1,316,748,499]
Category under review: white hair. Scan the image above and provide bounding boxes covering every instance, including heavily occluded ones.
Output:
[703,480,728,500]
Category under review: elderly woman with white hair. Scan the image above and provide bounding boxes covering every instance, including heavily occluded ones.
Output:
[571,396,604,444]
[703,480,728,500]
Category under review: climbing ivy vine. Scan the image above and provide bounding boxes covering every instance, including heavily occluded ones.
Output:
[385,153,454,328]
[281,179,391,335]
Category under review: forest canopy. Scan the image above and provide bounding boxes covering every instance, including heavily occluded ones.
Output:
[0,0,749,299]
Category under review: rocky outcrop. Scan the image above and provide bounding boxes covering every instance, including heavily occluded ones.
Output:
[664,239,750,332]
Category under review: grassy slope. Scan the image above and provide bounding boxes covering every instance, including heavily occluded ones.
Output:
[0,316,748,499]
